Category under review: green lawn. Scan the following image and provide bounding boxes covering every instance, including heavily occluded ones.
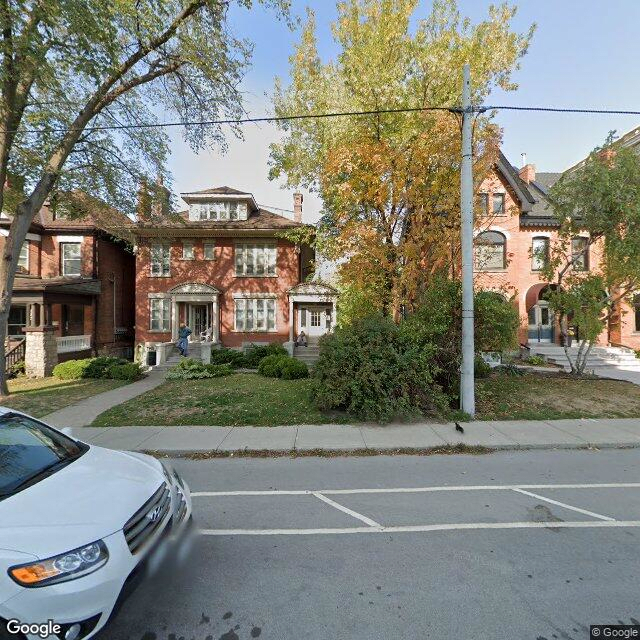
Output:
[1,377,128,418]
[92,373,353,427]
[476,371,640,421]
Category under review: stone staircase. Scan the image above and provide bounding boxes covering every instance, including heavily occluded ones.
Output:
[528,342,640,372]
[151,344,203,372]
[293,344,320,367]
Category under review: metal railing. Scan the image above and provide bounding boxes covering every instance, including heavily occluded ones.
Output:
[57,334,91,354]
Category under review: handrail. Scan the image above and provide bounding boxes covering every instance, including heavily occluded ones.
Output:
[6,338,25,372]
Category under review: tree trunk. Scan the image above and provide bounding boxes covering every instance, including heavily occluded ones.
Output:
[576,340,595,375]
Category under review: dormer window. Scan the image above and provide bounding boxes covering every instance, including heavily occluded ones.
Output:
[189,201,248,222]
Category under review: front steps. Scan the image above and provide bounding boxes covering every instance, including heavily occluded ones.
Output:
[293,344,320,366]
[151,344,204,371]
[528,343,640,372]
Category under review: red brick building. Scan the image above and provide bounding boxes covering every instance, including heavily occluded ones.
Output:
[132,187,335,365]
[3,198,135,375]
[475,151,639,350]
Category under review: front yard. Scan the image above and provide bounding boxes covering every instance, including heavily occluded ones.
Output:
[90,370,640,427]
[92,373,353,427]
[1,377,128,418]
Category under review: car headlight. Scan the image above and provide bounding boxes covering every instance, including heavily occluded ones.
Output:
[8,540,108,587]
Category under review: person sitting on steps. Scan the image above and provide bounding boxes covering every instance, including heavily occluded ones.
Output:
[295,331,308,347]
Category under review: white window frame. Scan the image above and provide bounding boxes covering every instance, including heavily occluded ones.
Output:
[203,241,216,260]
[149,297,171,332]
[234,297,277,332]
[531,236,550,272]
[492,193,506,216]
[234,242,277,277]
[61,242,82,276]
[17,240,29,273]
[190,201,248,222]
[150,243,171,277]
[182,240,194,260]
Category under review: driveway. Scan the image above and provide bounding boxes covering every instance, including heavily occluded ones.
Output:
[100,449,640,640]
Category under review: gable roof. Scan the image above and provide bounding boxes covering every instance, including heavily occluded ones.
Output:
[181,186,251,196]
[496,151,535,212]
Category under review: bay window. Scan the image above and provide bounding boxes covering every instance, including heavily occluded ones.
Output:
[150,244,171,276]
[235,242,277,276]
[149,298,170,331]
[234,297,276,332]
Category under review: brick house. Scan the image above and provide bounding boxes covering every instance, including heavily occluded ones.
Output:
[475,150,640,350]
[132,187,336,366]
[3,197,135,376]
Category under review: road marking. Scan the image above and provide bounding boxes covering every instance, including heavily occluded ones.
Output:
[192,482,640,497]
[198,520,640,536]
[511,488,616,521]
[312,492,381,527]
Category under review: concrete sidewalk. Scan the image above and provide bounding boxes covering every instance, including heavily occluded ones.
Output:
[43,369,167,428]
[66,417,640,454]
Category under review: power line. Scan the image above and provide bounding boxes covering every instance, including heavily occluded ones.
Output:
[10,104,640,136]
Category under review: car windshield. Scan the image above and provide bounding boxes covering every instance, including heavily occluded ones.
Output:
[0,414,87,499]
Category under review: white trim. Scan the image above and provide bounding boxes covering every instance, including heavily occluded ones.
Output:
[0,229,41,241]
[233,297,277,332]
[17,240,29,273]
[147,292,171,299]
[55,234,84,243]
[232,292,278,299]
[529,231,552,238]
[474,226,511,240]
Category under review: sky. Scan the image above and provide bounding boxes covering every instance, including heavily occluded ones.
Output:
[166,0,640,224]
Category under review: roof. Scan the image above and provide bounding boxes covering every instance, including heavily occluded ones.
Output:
[12,277,101,295]
[180,186,252,196]
[134,206,304,235]
[496,152,535,212]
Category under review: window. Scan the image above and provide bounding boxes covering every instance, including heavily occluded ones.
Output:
[479,193,489,215]
[61,242,81,276]
[149,298,170,331]
[235,243,277,276]
[150,244,170,276]
[190,201,248,221]
[182,240,194,260]
[571,237,589,271]
[634,295,640,333]
[310,310,321,327]
[17,241,29,273]
[531,236,549,271]
[492,193,505,216]
[474,231,506,270]
[234,298,276,331]
[203,241,216,260]
[7,305,26,337]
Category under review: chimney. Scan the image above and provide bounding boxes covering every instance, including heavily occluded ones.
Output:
[293,192,303,223]
[519,163,536,184]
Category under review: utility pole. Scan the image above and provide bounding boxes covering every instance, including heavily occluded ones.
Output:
[460,63,475,417]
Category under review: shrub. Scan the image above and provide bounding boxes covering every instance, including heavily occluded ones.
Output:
[312,315,447,422]
[107,362,144,381]
[209,348,249,368]
[280,358,309,380]
[258,354,288,378]
[53,358,93,380]
[474,356,492,378]
[243,343,287,368]
[525,354,547,366]
[7,359,25,379]
[84,356,127,379]
[166,358,233,380]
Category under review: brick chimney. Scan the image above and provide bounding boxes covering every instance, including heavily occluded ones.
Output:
[293,192,303,223]
[519,163,536,184]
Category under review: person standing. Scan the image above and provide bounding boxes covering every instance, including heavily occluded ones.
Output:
[177,323,192,356]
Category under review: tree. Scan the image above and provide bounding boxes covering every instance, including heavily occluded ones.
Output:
[542,135,640,374]
[0,0,289,394]
[269,0,534,319]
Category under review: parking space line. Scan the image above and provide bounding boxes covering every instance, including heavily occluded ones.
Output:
[510,488,616,521]
[191,482,640,498]
[198,519,640,536]
[312,492,381,527]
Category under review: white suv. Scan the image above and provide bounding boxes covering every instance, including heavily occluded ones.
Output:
[0,409,192,640]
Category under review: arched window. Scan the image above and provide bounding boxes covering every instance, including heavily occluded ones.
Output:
[475,231,506,270]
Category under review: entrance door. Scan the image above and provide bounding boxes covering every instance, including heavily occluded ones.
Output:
[528,303,553,343]
[299,306,331,341]
[190,304,209,340]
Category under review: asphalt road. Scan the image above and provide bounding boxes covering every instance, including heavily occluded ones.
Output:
[100,449,640,640]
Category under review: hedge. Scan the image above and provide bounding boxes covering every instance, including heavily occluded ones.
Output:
[53,357,141,381]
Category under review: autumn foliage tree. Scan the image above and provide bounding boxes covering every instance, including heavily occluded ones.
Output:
[269,0,534,320]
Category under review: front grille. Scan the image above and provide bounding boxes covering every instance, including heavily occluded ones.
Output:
[123,483,171,554]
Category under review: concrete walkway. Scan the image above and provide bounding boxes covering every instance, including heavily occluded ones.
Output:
[66,417,640,454]
[43,369,167,428]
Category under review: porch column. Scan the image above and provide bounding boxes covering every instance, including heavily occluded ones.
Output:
[24,326,57,378]
[213,296,219,343]
[289,299,294,343]
[171,297,178,341]
[331,299,337,332]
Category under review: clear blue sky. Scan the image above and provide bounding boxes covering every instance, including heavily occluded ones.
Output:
[167,0,640,221]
